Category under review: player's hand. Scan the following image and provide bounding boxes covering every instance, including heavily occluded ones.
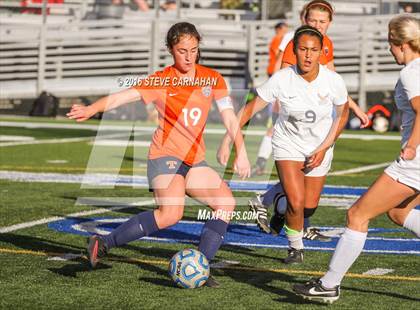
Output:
[66,104,96,122]
[306,148,327,169]
[234,151,251,180]
[356,110,370,128]
[400,145,416,160]
[217,140,231,166]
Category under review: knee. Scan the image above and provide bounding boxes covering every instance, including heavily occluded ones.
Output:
[347,205,369,228]
[211,196,236,213]
[286,194,304,215]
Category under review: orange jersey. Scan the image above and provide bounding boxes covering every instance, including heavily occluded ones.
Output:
[282,35,334,66]
[267,35,283,76]
[133,64,229,165]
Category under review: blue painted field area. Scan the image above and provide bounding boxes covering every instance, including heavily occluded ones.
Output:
[49,218,420,255]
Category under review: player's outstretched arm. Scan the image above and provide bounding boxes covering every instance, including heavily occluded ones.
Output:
[307,102,349,169]
[66,88,141,122]
[217,96,268,166]
[348,96,369,128]
[219,108,251,179]
[401,96,420,160]
[326,60,369,129]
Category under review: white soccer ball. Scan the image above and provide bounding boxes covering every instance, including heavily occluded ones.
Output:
[168,249,210,288]
[372,116,389,133]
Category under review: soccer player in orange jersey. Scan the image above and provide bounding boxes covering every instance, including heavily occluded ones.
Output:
[267,22,289,77]
[67,22,251,287]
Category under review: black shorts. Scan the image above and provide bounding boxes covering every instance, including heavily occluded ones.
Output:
[147,156,208,191]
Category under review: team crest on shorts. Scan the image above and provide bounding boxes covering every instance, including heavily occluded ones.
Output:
[166,160,177,169]
[202,86,212,97]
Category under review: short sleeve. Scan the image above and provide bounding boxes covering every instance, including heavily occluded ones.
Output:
[281,41,296,66]
[326,39,334,63]
[279,31,293,51]
[256,73,281,104]
[400,67,420,100]
[131,72,161,104]
[331,73,348,106]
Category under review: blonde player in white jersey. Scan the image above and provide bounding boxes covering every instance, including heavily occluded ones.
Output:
[218,25,349,264]
[293,14,420,304]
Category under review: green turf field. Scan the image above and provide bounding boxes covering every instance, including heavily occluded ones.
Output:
[0,117,418,309]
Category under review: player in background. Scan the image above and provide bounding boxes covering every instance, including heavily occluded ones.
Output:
[268,22,289,77]
[252,22,288,176]
[218,25,349,264]
[67,22,251,287]
[248,0,370,242]
[293,14,420,303]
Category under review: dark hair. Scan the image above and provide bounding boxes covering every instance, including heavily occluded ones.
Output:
[305,0,334,21]
[274,22,287,30]
[293,25,324,52]
[166,22,202,63]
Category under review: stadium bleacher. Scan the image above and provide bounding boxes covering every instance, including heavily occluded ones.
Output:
[0,0,418,111]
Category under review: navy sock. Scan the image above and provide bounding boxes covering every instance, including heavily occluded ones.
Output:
[198,219,228,261]
[303,208,316,229]
[304,217,310,229]
[261,182,284,206]
[102,210,159,249]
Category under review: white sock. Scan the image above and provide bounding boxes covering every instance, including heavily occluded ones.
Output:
[403,209,420,238]
[286,229,304,250]
[321,228,367,288]
[257,135,272,159]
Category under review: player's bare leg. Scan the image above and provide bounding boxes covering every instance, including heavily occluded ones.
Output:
[275,160,305,264]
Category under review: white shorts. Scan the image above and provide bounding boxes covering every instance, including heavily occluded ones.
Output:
[272,144,334,177]
[384,146,420,191]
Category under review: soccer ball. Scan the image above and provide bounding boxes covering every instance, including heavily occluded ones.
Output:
[372,116,389,133]
[168,249,210,289]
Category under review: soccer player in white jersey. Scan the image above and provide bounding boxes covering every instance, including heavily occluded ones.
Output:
[218,25,349,264]
[293,14,420,304]
[249,0,370,243]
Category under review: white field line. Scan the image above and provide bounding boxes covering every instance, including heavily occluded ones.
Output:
[0,136,97,147]
[363,268,395,276]
[0,121,402,141]
[0,199,154,234]
[73,196,357,208]
[328,162,392,176]
[0,132,133,147]
[0,171,364,197]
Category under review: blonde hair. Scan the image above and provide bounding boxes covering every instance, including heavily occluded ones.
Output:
[389,14,420,52]
[305,0,334,21]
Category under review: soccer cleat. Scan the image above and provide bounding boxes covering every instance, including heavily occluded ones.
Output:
[249,195,270,234]
[87,235,108,268]
[205,275,220,288]
[282,248,304,264]
[293,278,340,304]
[303,227,332,242]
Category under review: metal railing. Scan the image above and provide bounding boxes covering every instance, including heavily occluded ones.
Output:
[1,13,418,110]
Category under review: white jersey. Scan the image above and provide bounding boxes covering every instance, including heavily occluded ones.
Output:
[394,57,420,146]
[257,65,348,156]
[278,31,294,52]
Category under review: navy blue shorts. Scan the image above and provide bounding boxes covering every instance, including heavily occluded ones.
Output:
[147,156,208,191]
